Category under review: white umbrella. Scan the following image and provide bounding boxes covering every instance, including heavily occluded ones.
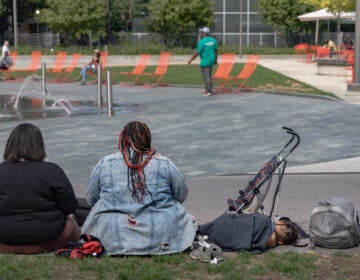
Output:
[298,8,355,45]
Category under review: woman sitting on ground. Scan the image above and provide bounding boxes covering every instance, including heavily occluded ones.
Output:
[82,121,196,255]
[0,123,81,254]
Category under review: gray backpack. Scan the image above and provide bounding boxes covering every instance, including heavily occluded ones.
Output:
[309,197,360,249]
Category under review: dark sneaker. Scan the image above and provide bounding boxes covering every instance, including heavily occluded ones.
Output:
[209,244,224,262]
[189,246,212,262]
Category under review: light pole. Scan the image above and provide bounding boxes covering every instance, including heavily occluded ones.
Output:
[35,9,40,46]
[13,0,18,49]
[239,0,243,58]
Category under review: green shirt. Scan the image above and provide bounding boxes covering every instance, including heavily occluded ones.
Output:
[197,36,218,67]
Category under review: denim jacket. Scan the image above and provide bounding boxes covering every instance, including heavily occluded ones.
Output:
[81,152,196,255]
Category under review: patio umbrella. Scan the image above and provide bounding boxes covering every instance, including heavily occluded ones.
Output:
[298,8,355,45]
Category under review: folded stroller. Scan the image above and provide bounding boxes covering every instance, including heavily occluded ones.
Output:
[227,127,300,221]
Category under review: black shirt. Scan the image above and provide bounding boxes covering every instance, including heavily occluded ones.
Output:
[0,160,78,245]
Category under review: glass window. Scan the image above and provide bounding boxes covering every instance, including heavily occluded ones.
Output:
[249,14,274,32]
[225,0,248,12]
[225,14,240,33]
[214,0,223,11]
[213,14,223,33]
[249,0,258,12]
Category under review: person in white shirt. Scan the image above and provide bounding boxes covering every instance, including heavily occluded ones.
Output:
[1,41,10,59]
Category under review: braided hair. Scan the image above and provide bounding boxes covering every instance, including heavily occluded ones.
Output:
[118,121,155,202]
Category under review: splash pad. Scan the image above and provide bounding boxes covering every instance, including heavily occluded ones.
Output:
[0,74,138,122]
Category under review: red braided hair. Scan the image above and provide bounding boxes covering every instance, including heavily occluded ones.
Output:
[118,121,155,202]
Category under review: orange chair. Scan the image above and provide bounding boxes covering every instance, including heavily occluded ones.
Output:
[316,47,330,58]
[0,51,17,80]
[294,43,308,61]
[141,51,171,87]
[47,51,67,80]
[212,53,236,92]
[12,51,42,80]
[217,55,259,93]
[52,53,81,82]
[118,54,151,85]
[344,51,355,83]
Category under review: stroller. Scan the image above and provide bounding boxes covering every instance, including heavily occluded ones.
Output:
[227,127,300,221]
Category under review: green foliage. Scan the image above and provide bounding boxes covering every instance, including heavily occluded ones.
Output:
[257,0,315,44]
[39,0,106,39]
[109,0,133,32]
[147,0,214,45]
[300,0,355,13]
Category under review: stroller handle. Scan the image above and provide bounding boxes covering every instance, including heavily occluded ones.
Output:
[282,126,300,153]
[275,127,300,161]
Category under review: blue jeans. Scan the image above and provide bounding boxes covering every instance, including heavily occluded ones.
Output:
[80,65,95,82]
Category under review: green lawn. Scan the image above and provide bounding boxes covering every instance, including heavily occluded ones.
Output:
[77,63,335,98]
[0,251,359,279]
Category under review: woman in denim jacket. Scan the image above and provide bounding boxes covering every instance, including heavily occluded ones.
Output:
[82,121,196,255]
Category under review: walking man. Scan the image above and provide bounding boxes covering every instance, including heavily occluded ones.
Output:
[188,27,218,96]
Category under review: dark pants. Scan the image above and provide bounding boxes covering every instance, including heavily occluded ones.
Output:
[0,216,81,254]
[200,66,213,94]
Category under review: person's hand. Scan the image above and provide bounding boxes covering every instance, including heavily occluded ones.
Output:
[188,60,192,65]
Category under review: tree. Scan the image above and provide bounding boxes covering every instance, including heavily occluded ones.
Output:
[300,0,355,13]
[147,0,214,46]
[39,0,106,40]
[257,0,315,46]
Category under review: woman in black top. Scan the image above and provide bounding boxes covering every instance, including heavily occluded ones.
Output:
[0,123,81,254]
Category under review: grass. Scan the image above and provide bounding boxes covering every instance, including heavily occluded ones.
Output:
[47,63,334,98]
[1,251,359,280]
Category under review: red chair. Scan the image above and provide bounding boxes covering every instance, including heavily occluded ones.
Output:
[216,55,259,93]
[118,54,151,85]
[141,51,171,87]
[11,51,42,80]
[294,43,308,61]
[316,47,330,58]
[52,53,81,82]
[212,53,236,92]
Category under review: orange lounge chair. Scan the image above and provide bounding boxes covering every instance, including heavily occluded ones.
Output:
[118,54,151,85]
[0,51,18,80]
[217,55,259,93]
[140,52,171,87]
[11,51,42,80]
[52,53,81,82]
[212,53,236,92]
[47,51,67,80]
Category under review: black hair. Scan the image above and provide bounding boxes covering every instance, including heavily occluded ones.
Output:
[277,218,298,245]
[3,123,46,162]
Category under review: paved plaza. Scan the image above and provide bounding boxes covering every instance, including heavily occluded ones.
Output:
[1,57,360,253]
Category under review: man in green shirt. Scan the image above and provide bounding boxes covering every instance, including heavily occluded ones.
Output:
[188,27,218,96]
